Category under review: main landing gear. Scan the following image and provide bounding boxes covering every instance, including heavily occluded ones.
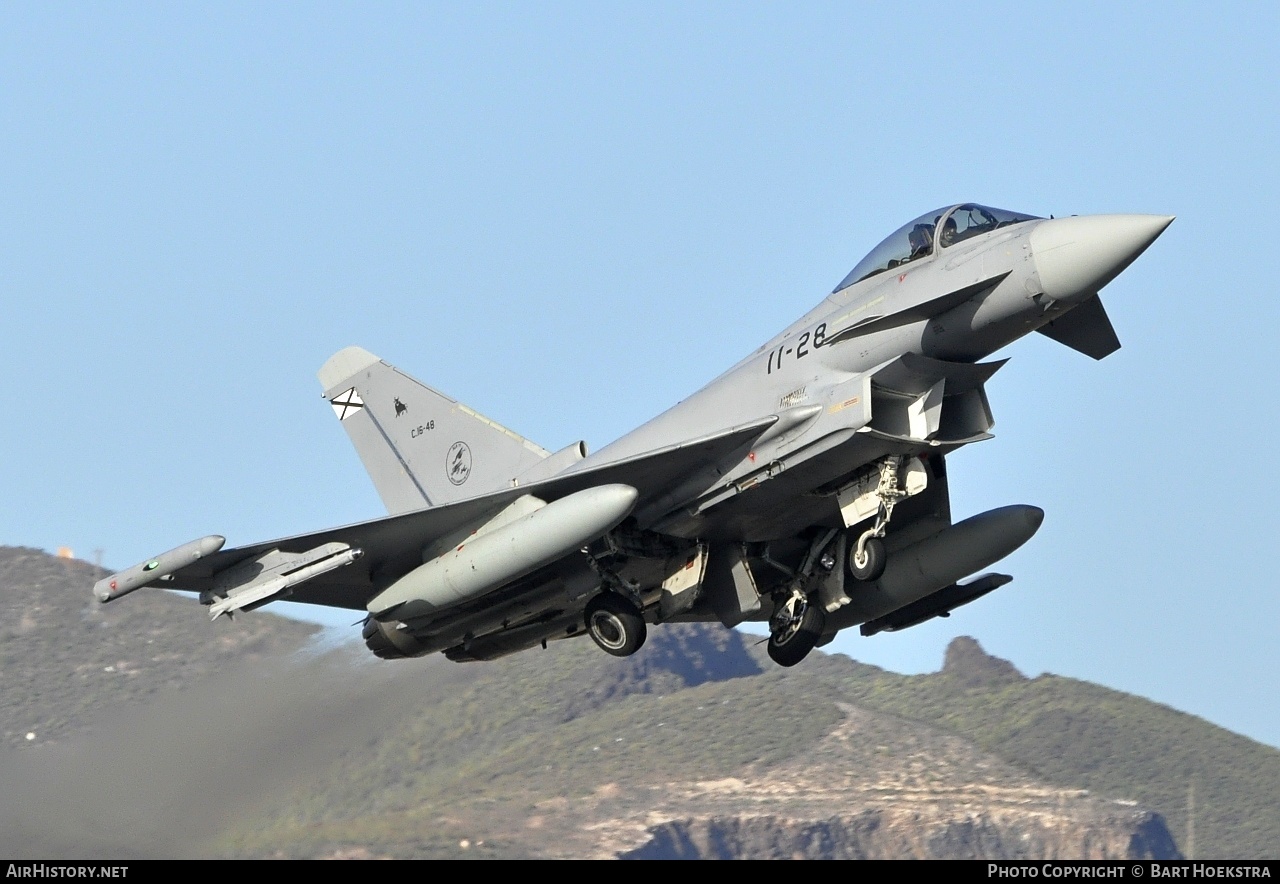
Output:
[767,586,826,667]
[759,528,841,667]
[585,592,647,657]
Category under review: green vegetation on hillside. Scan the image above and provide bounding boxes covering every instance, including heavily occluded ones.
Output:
[239,634,1280,859]
[819,654,1280,859]
[221,632,841,857]
[3,546,1275,859]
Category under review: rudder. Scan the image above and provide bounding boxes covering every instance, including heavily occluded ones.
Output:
[318,347,550,513]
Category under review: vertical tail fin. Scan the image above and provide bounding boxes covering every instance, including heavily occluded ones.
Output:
[318,347,550,513]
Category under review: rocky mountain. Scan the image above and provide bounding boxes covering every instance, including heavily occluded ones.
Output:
[212,631,1183,860]
[1,546,1274,858]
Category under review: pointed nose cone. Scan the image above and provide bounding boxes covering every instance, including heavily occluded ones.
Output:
[1031,214,1174,302]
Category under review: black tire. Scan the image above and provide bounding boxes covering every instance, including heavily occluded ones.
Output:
[767,596,826,668]
[585,593,647,657]
[848,535,887,582]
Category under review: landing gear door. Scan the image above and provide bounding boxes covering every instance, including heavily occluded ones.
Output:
[703,543,763,628]
[659,543,708,620]
[836,457,929,529]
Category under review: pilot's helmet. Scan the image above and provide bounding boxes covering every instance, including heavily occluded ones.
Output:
[908,223,933,256]
[941,216,958,246]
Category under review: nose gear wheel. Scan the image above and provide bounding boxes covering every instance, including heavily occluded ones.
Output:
[849,534,886,582]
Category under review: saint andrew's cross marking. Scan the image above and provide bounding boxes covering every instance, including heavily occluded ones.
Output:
[330,388,364,421]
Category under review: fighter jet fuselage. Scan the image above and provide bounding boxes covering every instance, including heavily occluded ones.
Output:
[97,204,1172,669]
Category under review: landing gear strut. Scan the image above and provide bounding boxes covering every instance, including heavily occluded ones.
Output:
[767,587,826,667]
[585,592,647,657]
[848,456,908,583]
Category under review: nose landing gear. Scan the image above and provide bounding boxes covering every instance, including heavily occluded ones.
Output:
[846,456,912,583]
[849,534,887,582]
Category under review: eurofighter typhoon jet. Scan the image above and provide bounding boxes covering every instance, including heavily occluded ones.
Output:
[97,205,1172,667]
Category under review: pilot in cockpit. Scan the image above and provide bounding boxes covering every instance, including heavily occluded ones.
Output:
[907,222,934,258]
[940,216,959,248]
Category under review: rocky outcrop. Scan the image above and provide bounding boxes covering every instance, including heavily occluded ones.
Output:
[543,703,1181,860]
[943,636,1027,689]
[621,806,1179,860]
[558,622,762,721]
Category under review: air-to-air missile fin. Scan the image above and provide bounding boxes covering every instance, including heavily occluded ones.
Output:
[317,346,552,513]
[1036,294,1121,360]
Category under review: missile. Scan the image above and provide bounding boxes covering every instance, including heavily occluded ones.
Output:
[368,484,638,622]
[835,505,1043,627]
[206,543,363,620]
[94,534,226,603]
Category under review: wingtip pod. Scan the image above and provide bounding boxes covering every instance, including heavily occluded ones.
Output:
[94,535,226,603]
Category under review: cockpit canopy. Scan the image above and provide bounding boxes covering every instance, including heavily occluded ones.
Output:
[833,204,1041,293]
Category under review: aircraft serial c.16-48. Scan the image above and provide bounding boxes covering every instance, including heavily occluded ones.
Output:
[97,204,1172,668]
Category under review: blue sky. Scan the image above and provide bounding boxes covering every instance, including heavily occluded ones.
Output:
[3,3,1278,747]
